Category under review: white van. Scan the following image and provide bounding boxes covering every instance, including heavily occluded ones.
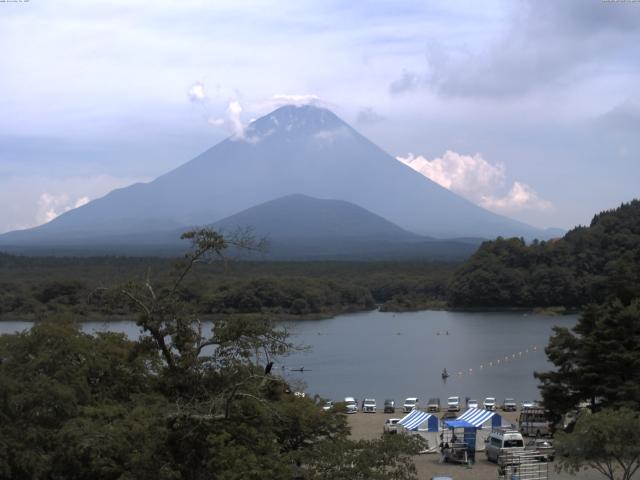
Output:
[344,397,358,414]
[485,427,525,462]
[403,397,419,412]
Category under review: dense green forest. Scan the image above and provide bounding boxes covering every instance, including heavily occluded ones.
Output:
[0,231,425,479]
[448,200,640,308]
[3,199,639,319]
[0,254,454,320]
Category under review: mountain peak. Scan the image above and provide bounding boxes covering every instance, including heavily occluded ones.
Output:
[245,104,346,140]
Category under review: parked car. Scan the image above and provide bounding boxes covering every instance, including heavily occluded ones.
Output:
[362,398,377,413]
[383,418,401,434]
[502,398,517,411]
[467,398,479,409]
[447,396,461,412]
[322,400,333,411]
[384,399,396,413]
[526,438,555,462]
[484,397,497,411]
[485,427,525,463]
[521,400,535,409]
[403,397,419,412]
[344,397,358,414]
[427,397,441,412]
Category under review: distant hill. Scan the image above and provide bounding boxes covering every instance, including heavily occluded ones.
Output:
[212,193,421,240]
[448,200,640,308]
[209,194,481,260]
[0,104,558,254]
[0,194,481,260]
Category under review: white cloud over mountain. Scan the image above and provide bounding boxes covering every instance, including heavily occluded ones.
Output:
[0,175,146,233]
[397,151,552,214]
[37,193,90,224]
[481,182,552,213]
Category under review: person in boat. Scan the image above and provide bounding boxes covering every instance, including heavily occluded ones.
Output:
[442,368,449,378]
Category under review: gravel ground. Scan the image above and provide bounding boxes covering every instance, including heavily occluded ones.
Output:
[346,410,626,480]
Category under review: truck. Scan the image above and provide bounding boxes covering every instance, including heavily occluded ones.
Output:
[519,407,552,436]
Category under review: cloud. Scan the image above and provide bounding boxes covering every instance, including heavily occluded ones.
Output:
[596,98,640,133]
[389,70,420,94]
[226,101,245,139]
[36,192,91,224]
[270,94,321,107]
[399,150,505,194]
[187,82,206,103]
[356,107,384,125]
[397,150,552,213]
[389,0,640,98]
[186,82,249,139]
[312,126,351,144]
[207,117,225,127]
[0,175,146,233]
[481,182,552,213]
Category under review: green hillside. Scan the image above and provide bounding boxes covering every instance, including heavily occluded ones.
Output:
[448,200,640,308]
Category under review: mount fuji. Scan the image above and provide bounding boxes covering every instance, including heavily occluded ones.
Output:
[0,104,558,256]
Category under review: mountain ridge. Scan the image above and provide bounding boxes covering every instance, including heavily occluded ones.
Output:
[0,104,559,252]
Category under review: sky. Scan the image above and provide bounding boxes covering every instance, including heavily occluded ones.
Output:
[1,0,639,233]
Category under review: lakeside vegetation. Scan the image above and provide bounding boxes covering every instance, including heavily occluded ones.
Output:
[0,231,426,479]
[449,200,640,309]
[1,198,639,478]
[1,201,639,322]
[0,254,455,321]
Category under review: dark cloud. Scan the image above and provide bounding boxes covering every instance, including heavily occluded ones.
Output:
[596,99,640,133]
[356,107,385,125]
[389,0,640,98]
[389,70,421,94]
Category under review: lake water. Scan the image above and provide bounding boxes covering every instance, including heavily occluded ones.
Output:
[0,309,576,406]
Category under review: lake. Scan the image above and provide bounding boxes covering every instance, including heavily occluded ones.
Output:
[0,309,576,406]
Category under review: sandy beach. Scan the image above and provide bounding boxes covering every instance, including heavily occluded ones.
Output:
[347,410,619,480]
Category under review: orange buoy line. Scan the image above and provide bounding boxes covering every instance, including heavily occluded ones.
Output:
[444,345,540,380]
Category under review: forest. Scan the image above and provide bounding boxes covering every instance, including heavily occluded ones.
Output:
[448,200,640,309]
[0,231,426,479]
[0,254,454,321]
[1,200,639,321]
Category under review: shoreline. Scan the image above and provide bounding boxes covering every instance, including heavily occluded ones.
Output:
[0,305,580,323]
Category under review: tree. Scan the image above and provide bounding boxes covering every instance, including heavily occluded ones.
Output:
[535,298,640,421]
[0,321,163,480]
[0,228,420,479]
[303,434,425,480]
[555,408,640,480]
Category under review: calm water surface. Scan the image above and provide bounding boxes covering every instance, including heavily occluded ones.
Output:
[0,310,576,406]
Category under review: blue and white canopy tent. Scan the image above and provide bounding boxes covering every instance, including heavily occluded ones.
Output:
[398,409,440,453]
[444,408,503,452]
[398,409,439,432]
